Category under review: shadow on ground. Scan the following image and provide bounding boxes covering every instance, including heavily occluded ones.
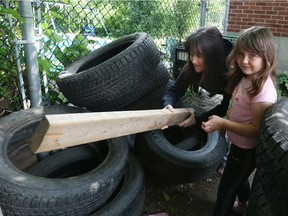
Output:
[142,171,221,216]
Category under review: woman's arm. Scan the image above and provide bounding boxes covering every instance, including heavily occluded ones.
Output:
[162,63,192,107]
[202,102,273,138]
[195,90,231,125]
[162,83,185,107]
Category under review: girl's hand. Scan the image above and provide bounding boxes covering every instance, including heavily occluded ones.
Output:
[201,115,224,133]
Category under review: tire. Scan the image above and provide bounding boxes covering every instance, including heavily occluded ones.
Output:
[133,126,228,183]
[0,105,129,216]
[91,153,145,216]
[89,61,171,111]
[27,144,105,178]
[27,149,145,216]
[4,105,84,171]
[56,32,161,111]
[121,79,173,111]
[247,171,279,216]
[256,98,288,215]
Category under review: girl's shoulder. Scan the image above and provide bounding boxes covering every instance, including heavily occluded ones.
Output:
[264,76,276,90]
[253,76,277,103]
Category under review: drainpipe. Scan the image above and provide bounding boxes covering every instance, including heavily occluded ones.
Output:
[19,0,42,107]
[199,0,208,27]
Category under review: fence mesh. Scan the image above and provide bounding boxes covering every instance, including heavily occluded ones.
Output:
[0,0,229,118]
[0,1,27,117]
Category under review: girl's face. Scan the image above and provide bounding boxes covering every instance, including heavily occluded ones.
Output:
[236,50,264,76]
[189,52,204,73]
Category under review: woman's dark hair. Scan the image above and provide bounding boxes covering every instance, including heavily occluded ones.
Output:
[226,26,277,97]
[184,26,226,95]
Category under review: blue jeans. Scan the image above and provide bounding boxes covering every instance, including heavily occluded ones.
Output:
[212,144,256,216]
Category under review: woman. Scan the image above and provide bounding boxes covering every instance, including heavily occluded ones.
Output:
[162,26,233,126]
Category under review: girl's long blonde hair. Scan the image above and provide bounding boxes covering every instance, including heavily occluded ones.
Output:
[226,26,277,97]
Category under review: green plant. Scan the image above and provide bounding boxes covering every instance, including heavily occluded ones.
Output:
[277,72,288,98]
[172,0,198,41]
[37,57,66,105]
[0,6,24,116]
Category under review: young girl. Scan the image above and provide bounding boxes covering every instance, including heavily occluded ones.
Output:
[201,26,278,216]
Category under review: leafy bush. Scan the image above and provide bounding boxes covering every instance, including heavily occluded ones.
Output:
[0,6,24,117]
[277,72,288,98]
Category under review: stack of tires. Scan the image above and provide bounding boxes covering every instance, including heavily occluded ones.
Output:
[56,32,171,111]
[0,105,145,216]
[0,32,229,215]
[247,98,288,216]
[55,31,228,184]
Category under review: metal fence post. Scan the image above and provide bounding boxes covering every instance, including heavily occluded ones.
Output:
[4,0,28,110]
[200,0,208,27]
[18,0,42,108]
[223,0,230,35]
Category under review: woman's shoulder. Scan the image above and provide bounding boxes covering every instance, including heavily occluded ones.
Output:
[222,38,234,56]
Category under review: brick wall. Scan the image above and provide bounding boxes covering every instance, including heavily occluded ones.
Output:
[227,0,288,37]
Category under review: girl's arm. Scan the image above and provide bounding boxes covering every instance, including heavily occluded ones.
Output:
[202,102,273,138]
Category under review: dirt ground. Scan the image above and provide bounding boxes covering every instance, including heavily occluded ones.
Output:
[142,168,255,216]
[141,170,221,216]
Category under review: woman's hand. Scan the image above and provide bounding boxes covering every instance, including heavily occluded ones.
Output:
[201,115,224,133]
[163,104,174,112]
[178,108,195,127]
[161,105,174,129]
[162,106,195,128]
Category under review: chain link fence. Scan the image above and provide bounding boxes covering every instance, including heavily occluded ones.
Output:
[0,0,229,118]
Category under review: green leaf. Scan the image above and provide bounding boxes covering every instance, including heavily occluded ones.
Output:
[38,58,51,73]
[44,30,64,43]
[0,6,24,22]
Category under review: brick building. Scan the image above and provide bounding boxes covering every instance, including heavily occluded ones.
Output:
[226,0,288,71]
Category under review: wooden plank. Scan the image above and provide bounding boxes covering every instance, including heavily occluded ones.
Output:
[30,108,193,153]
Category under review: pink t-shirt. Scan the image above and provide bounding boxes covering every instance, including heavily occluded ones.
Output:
[226,76,277,149]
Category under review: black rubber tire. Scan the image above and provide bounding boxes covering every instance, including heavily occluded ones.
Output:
[255,98,288,215]
[27,149,145,216]
[247,171,279,216]
[121,79,173,111]
[133,126,228,183]
[56,32,161,111]
[89,61,171,111]
[0,105,129,216]
[5,105,85,171]
[27,144,105,178]
[91,153,145,216]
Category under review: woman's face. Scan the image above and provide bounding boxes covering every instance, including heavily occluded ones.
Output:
[189,52,204,73]
[236,50,264,76]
